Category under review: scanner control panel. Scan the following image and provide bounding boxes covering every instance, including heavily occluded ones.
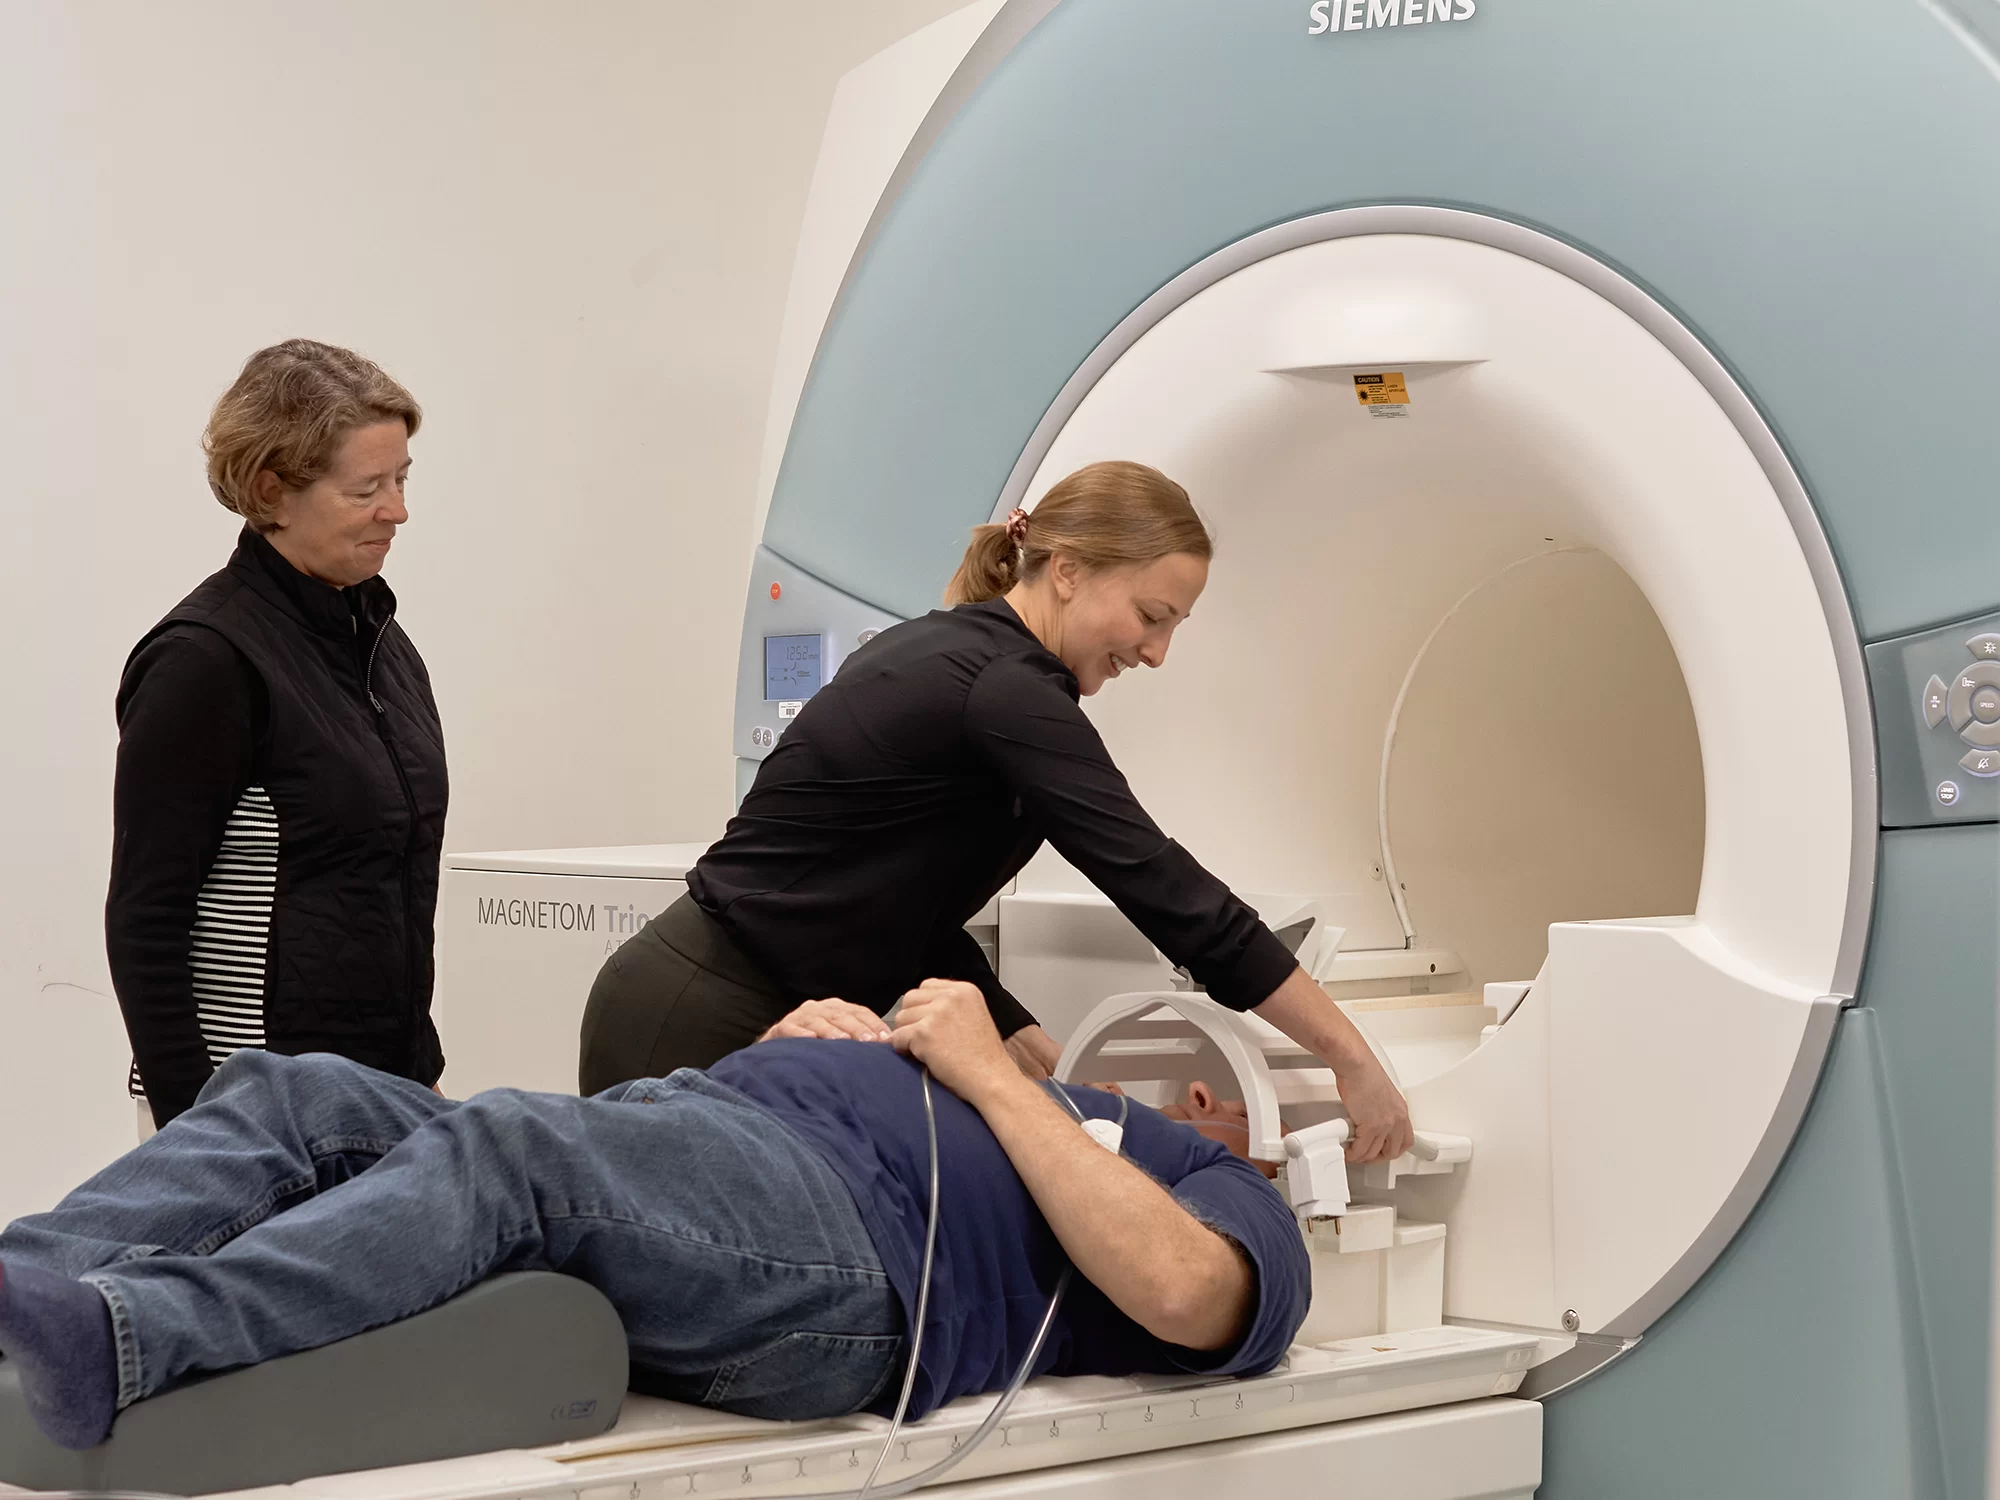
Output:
[732,545,901,763]
[1868,610,2000,826]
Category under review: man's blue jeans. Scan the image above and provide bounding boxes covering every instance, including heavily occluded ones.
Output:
[0,1051,905,1420]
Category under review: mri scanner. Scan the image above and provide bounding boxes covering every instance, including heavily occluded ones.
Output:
[5,2,1994,1497]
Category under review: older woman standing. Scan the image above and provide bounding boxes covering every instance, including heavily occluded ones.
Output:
[108,341,448,1127]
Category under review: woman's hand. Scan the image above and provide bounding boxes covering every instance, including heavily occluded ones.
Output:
[758,998,892,1044]
[1003,1023,1063,1080]
[1253,966,1414,1163]
[1334,1051,1413,1163]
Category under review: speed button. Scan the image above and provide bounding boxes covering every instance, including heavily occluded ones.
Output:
[1947,661,2000,734]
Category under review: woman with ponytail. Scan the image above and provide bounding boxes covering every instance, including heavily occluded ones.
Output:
[580,461,1412,1164]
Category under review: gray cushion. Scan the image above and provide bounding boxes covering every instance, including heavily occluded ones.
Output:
[0,1273,626,1495]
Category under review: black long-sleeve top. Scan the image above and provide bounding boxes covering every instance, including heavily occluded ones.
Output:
[688,598,1298,1034]
[108,627,266,1114]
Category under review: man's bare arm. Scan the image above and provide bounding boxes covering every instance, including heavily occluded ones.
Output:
[891,979,1254,1351]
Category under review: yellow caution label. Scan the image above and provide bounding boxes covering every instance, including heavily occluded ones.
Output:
[1353,371,1410,407]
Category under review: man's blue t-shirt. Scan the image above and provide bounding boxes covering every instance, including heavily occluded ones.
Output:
[707,1040,1310,1420]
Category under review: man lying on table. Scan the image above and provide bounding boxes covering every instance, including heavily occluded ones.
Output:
[0,981,1309,1450]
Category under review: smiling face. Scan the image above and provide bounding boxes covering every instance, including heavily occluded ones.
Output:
[1047,550,1209,696]
[258,420,411,588]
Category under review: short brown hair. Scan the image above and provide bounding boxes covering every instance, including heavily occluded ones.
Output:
[204,340,422,530]
[946,460,1213,605]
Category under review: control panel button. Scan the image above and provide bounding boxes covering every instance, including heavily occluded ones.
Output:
[1968,633,2000,660]
[1936,781,1962,807]
[1946,661,2000,731]
[856,629,879,647]
[1973,685,2000,725]
[1922,674,1950,728]
[1960,749,2000,779]
[1963,719,2000,749]
[750,726,776,750]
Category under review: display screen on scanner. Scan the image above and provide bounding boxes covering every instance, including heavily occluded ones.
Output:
[764,633,823,701]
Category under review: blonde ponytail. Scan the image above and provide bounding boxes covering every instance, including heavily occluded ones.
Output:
[945,522,1023,605]
[945,460,1212,606]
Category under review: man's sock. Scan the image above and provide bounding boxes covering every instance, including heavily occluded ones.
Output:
[0,1258,118,1450]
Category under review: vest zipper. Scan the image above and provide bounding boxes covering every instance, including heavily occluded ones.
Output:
[364,614,390,712]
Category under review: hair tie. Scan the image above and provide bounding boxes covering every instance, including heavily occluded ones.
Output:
[1004,508,1030,545]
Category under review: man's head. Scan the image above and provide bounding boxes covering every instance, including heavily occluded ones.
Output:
[1156,1081,1282,1179]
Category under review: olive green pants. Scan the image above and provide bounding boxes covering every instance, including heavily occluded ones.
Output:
[578,894,797,1095]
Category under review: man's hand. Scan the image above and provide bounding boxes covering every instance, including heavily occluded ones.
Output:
[889,979,1019,1106]
[1003,1023,1063,1080]
[758,998,892,1044]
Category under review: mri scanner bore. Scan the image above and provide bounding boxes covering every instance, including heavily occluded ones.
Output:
[964,219,1864,1367]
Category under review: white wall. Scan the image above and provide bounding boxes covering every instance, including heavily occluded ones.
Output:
[0,0,966,1224]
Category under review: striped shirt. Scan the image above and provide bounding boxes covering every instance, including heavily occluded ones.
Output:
[129,787,276,1097]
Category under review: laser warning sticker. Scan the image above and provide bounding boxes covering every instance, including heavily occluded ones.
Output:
[1354,371,1410,419]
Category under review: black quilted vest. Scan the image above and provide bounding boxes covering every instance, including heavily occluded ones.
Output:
[134,529,449,1082]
